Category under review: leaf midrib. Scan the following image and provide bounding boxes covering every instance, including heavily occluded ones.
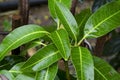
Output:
[44,68,49,80]
[56,3,77,40]
[94,67,108,80]
[79,47,83,80]
[79,9,120,44]
[21,51,59,70]
[0,31,48,59]
[55,31,66,58]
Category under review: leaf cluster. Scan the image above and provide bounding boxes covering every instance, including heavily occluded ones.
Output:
[0,0,120,80]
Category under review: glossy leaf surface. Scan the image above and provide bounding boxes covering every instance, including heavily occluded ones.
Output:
[71,47,94,80]
[10,62,25,75]
[48,0,72,19]
[14,73,34,80]
[0,24,48,61]
[81,1,120,42]
[0,70,14,80]
[94,56,120,80]
[51,29,70,61]
[35,63,58,80]
[75,9,91,39]
[55,2,79,41]
[21,44,61,72]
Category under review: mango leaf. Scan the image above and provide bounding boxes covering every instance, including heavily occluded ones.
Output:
[21,44,61,72]
[0,70,14,80]
[50,29,71,61]
[94,56,120,80]
[10,62,25,76]
[75,9,91,39]
[35,63,58,80]
[55,2,79,41]
[0,24,49,61]
[14,73,35,80]
[71,47,94,80]
[48,0,72,19]
[79,1,120,44]
[0,55,26,70]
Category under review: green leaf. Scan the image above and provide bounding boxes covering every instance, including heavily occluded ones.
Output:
[79,1,120,44]
[0,70,14,80]
[50,29,71,61]
[35,63,58,80]
[71,47,94,80]
[0,24,49,61]
[10,62,25,75]
[0,55,26,70]
[94,56,120,80]
[21,44,61,72]
[48,0,72,19]
[14,73,35,80]
[3,19,11,31]
[75,9,91,39]
[55,2,79,41]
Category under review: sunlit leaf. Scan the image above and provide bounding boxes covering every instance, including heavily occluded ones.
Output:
[55,2,79,41]
[10,62,25,76]
[35,63,58,80]
[79,1,120,44]
[0,24,49,61]
[48,0,72,19]
[94,56,120,80]
[14,73,35,80]
[50,29,71,61]
[21,44,61,72]
[71,47,94,80]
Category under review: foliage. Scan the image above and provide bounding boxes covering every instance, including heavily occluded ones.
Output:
[3,19,11,31]
[0,0,120,80]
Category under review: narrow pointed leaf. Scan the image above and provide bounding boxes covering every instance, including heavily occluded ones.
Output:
[21,44,61,72]
[35,63,58,80]
[83,1,120,39]
[55,2,79,41]
[71,47,94,80]
[75,9,91,39]
[50,29,70,60]
[48,0,72,19]
[0,24,49,61]
[94,56,120,80]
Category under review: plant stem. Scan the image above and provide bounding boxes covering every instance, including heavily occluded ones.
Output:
[64,61,70,80]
